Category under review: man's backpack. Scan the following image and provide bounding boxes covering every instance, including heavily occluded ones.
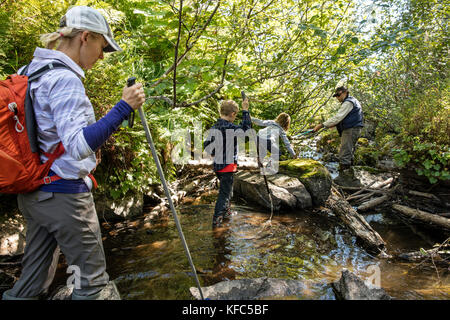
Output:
[0,63,68,194]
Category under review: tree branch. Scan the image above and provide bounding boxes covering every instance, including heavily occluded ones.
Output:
[149,0,221,89]
[173,0,183,106]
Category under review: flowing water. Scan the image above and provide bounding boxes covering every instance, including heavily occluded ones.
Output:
[101,202,449,300]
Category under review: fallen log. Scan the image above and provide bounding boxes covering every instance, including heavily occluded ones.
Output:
[372,177,394,189]
[392,204,450,230]
[352,192,376,205]
[397,247,449,265]
[408,190,440,202]
[326,192,387,255]
[358,195,390,212]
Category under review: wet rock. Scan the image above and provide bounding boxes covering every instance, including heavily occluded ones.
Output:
[50,281,121,300]
[190,278,307,300]
[267,175,313,209]
[233,171,312,211]
[332,269,392,300]
[94,193,144,221]
[279,159,332,206]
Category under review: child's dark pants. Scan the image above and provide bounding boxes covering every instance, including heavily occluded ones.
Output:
[214,172,234,221]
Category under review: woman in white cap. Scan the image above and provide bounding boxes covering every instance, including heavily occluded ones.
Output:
[2,6,145,300]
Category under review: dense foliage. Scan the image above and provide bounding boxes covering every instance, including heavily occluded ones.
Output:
[0,0,448,198]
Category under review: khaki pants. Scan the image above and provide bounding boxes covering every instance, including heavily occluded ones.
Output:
[339,127,362,166]
[2,191,109,300]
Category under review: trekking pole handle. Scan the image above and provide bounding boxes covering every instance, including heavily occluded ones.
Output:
[241,91,247,101]
[125,77,137,128]
[127,77,137,87]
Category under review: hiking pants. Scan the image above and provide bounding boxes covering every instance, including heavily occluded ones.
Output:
[2,190,109,300]
[214,172,234,220]
[339,127,362,166]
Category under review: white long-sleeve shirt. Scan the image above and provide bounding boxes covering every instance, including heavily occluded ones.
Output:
[20,48,96,181]
[323,100,353,128]
[251,118,296,157]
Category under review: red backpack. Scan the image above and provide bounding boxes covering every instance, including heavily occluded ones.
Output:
[0,63,67,194]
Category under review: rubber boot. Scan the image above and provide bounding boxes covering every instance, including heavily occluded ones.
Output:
[335,164,362,187]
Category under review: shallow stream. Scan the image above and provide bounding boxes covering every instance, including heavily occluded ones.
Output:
[102,202,449,300]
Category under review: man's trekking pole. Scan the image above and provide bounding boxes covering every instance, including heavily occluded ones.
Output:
[127,77,204,300]
[241,91,274,221]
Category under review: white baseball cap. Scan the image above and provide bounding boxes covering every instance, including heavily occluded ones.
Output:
[61,6,122,52]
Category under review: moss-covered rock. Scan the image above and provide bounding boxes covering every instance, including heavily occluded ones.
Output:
[279,159,332,206]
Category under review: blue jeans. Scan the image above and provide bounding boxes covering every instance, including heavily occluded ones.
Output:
[214,172,234,220]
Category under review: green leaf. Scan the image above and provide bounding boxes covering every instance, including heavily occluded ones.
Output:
[336,46,346,55]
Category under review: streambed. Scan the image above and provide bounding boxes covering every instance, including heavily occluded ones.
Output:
[100,202,449,300]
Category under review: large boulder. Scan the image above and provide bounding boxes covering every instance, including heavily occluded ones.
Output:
[279,159,332,206]
[332,269,392,300]
[190,278,307,300]
[233,171,312,211]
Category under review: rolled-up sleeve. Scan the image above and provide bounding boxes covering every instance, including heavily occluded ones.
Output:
[48,74,95,160]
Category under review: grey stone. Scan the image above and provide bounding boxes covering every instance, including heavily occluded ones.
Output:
[190,278,307,300]
[267,174,313,209]
[233,171,312,211]
[332,269,392,300]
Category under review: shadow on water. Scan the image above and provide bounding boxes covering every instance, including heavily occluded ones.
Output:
[102,201,450,300]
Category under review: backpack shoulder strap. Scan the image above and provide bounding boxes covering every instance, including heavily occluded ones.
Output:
[27,62,74,82]
[25,62,75,153]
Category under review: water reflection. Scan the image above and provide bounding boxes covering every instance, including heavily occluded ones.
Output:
[102,203,449,300]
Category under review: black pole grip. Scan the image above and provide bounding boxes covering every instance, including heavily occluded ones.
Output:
[127,77,136,87]
[125,77,137,128]
[241,91,246,100]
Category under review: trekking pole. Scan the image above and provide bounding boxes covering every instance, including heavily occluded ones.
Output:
[241,91,274,221]
[127,77,204,300]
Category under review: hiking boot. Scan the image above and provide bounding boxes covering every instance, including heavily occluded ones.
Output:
[334,168,362,188]
[212,215,223,229]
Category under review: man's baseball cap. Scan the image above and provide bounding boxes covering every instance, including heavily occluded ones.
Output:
[60,6,122,52]
[333,86,348,97]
